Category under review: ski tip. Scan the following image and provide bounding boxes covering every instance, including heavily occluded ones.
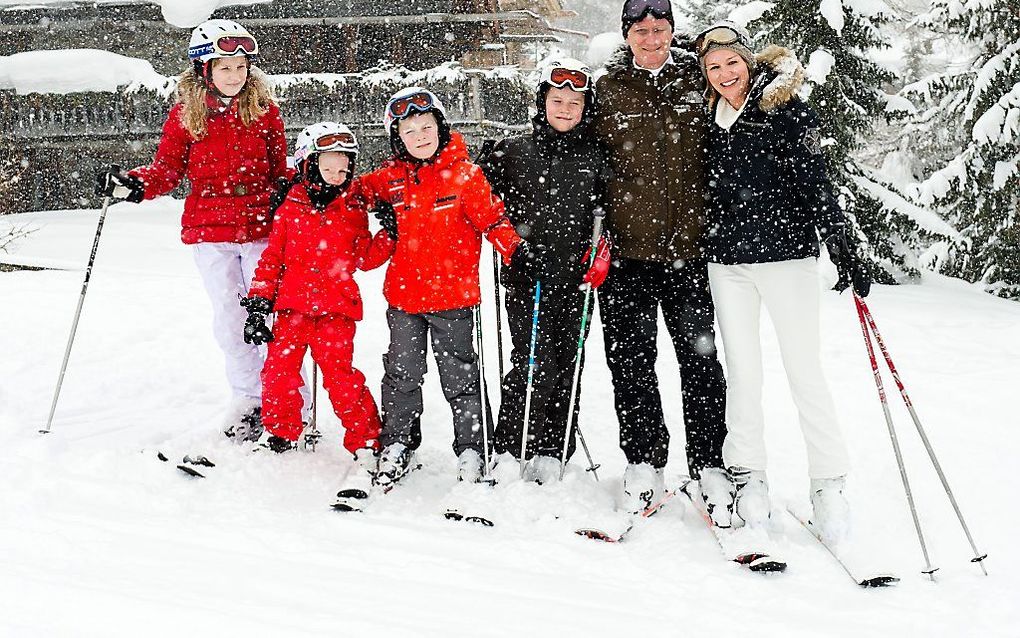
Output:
[575,528,625,543]
[737,554,788,573]
[331,503,363,513]
[859,575,900,588]
[157,451,169,462]
[336,488,370,500]
[176,465,205,479]
[444,510,494,527]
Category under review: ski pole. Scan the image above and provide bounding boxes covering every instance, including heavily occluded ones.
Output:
[559,208,607,481]
[519,280,541,479]
[492,247,505,384]
[572,423,600,480]
[857,295,988,575]
[474,304,493,481]
[305,362,321,451]
[41,196,112,434]
[854,294,938,581]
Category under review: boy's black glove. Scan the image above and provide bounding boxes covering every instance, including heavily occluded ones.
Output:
[240,296,275,345]
[95,164,144,203]
[268,176,293,220]
[509,241,548,280]
[825,228,872,298]
[373,201,398,240]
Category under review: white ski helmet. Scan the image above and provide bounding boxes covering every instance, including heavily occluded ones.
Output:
[382,87,448,133]
[188,19,260,63]
[294,122,359,168]
[538,58,593,92]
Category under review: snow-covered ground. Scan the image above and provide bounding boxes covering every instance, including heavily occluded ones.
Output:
[1,200,1018,636]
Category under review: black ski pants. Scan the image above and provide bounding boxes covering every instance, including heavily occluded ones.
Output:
[380,306,490,457]
[495,280,593,460]
[597,257,727,475]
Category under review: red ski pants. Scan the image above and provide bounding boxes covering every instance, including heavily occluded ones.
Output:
[261,311,381,453]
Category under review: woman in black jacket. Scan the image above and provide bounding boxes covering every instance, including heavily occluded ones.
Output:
[481,58,611,484]
[697,22,871,544]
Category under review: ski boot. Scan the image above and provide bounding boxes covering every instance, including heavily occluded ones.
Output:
[523,455,560,485]
[621,463,664,514]
[375,443,413,490]
[457,448,484,484]
[699,467,736,528]
[730,466,771,528]
[223,404,264,442]
[254,429,299,454]
[810,476,850,545]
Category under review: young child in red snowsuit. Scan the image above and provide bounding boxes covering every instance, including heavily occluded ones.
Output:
[357,87,527,487]
[243,123,383,471]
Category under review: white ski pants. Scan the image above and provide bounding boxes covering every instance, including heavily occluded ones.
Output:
[708,258,850,479]
[192,240,310,412]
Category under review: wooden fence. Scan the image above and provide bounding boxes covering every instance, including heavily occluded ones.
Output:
[0,68,532,213]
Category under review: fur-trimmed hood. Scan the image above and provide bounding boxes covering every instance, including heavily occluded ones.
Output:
[602,37,700,77]
[751,45,806,112]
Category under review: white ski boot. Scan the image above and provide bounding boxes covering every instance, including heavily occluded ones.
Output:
[523,455,561,485]
[253,429,298,454]
[489,452,521,484]
[222,399,263,442]
[699,467,736,528]
[730,466,771,528]
[622,463,664,514]
[457,448,484,483]
[376,443,413,489]
[810,476,850,545]
[332,447,378,512]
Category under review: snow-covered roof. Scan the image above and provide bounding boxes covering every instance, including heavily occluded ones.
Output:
[0,0,268,27]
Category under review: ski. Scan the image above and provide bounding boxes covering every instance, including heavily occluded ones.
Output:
[440,480,497,527]
[786,507,899,588]
[681,483,787,573]
[330,462,422,512]
[157,450,215,478]
[575,480,690,543]
[444,509,495,527]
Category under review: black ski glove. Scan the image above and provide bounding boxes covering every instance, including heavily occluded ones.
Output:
[268,176,293,221]
[825,229,872,298]
[373,201,398,240]
[509,241,548,280]
[240,296,275,345]
[95,164,144,203]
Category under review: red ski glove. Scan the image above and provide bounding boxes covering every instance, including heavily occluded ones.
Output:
[581,235,611,289]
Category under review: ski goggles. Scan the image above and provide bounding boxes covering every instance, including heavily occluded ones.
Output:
[696,26,746,55]
[314,131,358,152]
[547,67,591,91]
[386,91,435,121]
[190,34,259,60]
[622,0,672,21]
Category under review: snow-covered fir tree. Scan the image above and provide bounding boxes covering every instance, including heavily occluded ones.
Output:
[909,0,1020,298]
[747,0,948,282]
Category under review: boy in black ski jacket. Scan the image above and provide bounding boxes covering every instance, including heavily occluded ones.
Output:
[481,58,611,484]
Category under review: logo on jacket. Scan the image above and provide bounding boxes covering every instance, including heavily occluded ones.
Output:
[435,194,458,211]
[802,128,823,155]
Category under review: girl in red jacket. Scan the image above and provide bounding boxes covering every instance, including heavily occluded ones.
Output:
[358,87,524,487]
[96,20,307,439]
[242,123,383,501]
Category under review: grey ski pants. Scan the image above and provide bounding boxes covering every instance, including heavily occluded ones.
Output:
[380,306,487,456]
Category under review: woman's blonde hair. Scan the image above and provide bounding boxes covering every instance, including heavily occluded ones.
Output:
[176,62,276,139]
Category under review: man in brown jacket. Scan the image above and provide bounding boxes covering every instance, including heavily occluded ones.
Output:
[595,0,732,520]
